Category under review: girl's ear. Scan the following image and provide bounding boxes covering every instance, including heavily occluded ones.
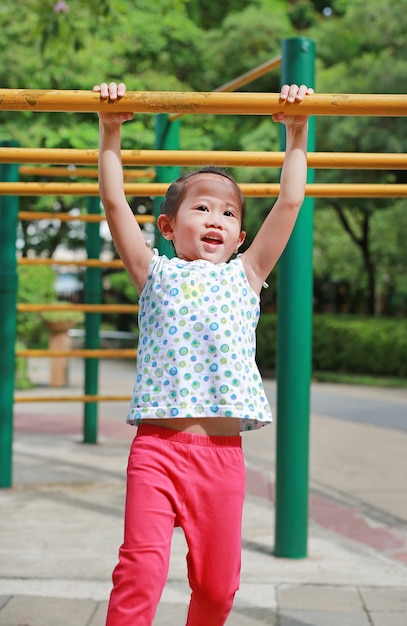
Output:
[157,214,174,240]
[235,230,246,253]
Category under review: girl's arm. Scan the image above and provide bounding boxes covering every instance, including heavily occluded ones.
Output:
[94,82,153,294]
[241,84,313,295]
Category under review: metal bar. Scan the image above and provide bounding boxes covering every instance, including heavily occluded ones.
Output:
[0,145,19,488]
[19,165,155,179]
[16,349,137,358]
[14,395,132,403]
[18,209,107,220]
[0,148,100,164]
[0,89,406,116]
[17,303,139,313]
[2,148,407,169]
[83,196,102,444]
[17,210,154,223]
[275,36,314,560]
[3,182,407,197]
[308,153,407,170]
[18,258,124,268]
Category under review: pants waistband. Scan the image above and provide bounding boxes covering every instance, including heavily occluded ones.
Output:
[136,424,242,448]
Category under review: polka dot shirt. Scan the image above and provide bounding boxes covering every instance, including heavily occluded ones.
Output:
[127,253,272,431]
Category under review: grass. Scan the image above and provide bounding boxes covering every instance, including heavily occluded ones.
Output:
[312,371,407,388]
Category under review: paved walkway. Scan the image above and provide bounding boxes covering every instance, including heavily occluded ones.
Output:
[1,358,406,625]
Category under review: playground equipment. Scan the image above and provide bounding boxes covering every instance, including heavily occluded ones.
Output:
[1,181,407,197]
[1,89,406,116]
[2,147,407,168]
[1,37,406,560]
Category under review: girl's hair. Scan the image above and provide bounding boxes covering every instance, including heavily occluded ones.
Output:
[160,166,246,230]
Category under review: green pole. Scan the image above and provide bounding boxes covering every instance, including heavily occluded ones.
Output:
[274,37,316,558]
[153,114,181,257]
[0,142,19,488]
[83,196,102,444]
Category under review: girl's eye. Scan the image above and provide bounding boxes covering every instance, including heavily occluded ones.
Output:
[224,210,235,217]
[196,205,208,211]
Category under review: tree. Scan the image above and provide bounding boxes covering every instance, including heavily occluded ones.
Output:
[309,0,407,314]
[0,0,204,259]
[1,0,406,317]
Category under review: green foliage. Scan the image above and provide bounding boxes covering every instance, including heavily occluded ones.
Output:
[204,3,291,88]
[105,271,139,332]
[288,1,319,30]
[308,0,407,314]
[0,0,405,319]
[256,314,278,371]
[40,307,84,326]
[108,271,139,304]
[14,341,35,390]
[186,0,249,29]
[370,201,407,311]
[312,315,407,377]
[256,314,407,378]
[17,265,56,347]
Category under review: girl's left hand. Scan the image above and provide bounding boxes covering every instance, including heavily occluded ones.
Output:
[272,84,314,127]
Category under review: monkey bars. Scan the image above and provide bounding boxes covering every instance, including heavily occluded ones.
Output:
[19,165,155,179]
[0,89,406,116]
[2,147,407,169]
[1,36,406,564]
[2,182,407,198]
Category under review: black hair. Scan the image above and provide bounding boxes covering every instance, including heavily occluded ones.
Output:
[160,165,246,230]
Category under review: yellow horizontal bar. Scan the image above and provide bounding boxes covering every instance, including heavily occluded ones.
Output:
[18,209,103,221]
[2,148,407,169]
[16,349,137,358]
[17,303,138,313]
[0,182,117,196]
[0,90,407,116]
[19,165,101,178]
[18,257,124,268]
[309,153,407,170]
[19,165,156,179]
[14,394,132,403]
[114,151,407,169]
[0,182,165,196]
[17,210,154,223]
[304,184,407,198]
[4,182,407,198]
[0,148,100,164]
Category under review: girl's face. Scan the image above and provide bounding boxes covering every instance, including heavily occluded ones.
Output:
[157,174,246,264]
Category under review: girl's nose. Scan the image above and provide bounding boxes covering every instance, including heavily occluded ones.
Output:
[205,211,223,228]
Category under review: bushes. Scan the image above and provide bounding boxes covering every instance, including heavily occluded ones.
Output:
[14,341,34,390]
[17,265,56,348]
[312,315,407,377]
[256,314,407,378]
[256,314,277,372]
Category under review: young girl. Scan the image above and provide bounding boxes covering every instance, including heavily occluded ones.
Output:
[94,81,313,626]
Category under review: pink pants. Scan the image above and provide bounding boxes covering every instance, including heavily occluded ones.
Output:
[106,424,245,626]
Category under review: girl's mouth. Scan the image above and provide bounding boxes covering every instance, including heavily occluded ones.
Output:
[202,235,222,246]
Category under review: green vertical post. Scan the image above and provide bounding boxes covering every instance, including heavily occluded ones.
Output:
[0,143,19,488]
[153,114,181,257]
[83,196,102,444]
[274,37,316,558]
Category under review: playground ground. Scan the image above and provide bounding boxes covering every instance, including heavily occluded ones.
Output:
[0,357,406,625]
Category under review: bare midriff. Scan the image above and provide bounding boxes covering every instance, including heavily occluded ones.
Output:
[141,417,241,436]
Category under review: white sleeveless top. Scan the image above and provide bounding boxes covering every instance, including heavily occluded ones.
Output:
[127,253,272,431]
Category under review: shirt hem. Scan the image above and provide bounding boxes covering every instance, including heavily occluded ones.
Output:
[127,413,272,432]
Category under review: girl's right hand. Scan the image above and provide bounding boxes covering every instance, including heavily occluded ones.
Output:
[272,83,313,128]
[93,82,134,125]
